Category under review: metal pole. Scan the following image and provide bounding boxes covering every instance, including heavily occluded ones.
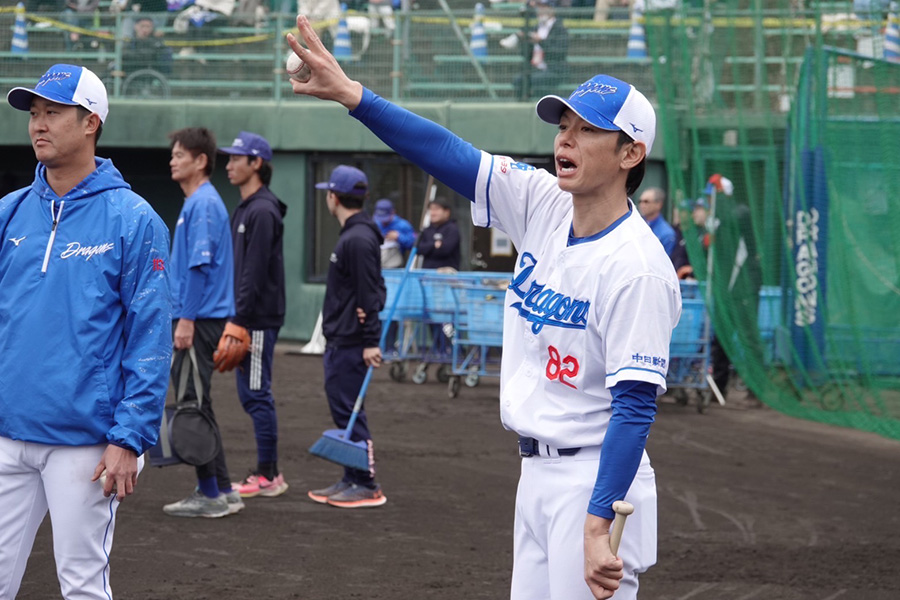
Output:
[274,13,284,102]
[520,2,533,101]
[436,0,497,100]
[391,0,406,101]
[753,0,764,111]
[113,11,122,99]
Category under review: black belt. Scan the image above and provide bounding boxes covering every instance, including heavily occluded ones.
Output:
[518,436,581,458]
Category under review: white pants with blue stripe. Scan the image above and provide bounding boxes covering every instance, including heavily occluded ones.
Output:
[0,436,142,599]
[511,447,657,600]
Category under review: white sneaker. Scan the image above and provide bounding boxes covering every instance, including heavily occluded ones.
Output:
[163,490,229,518]
[224,489,245,514]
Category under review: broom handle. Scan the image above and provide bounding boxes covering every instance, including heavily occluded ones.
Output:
[344,247,418,437]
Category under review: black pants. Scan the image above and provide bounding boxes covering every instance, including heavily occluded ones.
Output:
[710,335,730,394]
[323,345,375,486]
[170,318,232,490]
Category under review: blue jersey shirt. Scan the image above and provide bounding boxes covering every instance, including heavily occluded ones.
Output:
[170,181,234,320]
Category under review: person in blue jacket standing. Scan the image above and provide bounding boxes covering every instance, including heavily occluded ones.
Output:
[162,127,244,519]
[372,197,416,268]
[0,64,171,598]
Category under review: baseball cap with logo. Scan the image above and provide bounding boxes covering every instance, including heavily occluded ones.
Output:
[218,131,273,161]
[315,165,368,197]
[7,63,109,123]
[535,74,656,155]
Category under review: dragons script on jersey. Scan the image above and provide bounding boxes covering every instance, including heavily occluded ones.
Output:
[470,152,682,450]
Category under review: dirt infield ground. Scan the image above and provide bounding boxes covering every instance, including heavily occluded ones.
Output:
[17,349,900,599]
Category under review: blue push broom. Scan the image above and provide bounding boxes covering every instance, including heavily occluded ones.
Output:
[309,247,418,470]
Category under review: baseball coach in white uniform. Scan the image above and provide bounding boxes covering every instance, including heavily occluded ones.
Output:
[286,16,681,600]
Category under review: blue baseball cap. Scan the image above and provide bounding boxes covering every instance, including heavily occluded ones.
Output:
[7,63,109,123]
[219,131,272,161]
[315,165,368,197]
[535,74,656,154]
[373,198,394,217]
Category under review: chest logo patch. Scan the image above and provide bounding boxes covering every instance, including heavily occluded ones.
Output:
[60,241,115,261]
[508,252,590,333]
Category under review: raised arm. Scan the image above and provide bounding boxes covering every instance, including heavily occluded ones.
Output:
[286,16,481,201]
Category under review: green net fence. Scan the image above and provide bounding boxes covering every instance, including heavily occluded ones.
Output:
[649,0,900,439]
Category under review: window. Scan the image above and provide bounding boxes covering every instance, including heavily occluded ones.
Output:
[306,154,435,281]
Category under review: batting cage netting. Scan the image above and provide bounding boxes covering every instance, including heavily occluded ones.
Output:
[647,1,900,440]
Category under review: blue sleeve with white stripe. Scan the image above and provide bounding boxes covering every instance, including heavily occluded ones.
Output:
[349,88,481,201]
[588,380,657,520]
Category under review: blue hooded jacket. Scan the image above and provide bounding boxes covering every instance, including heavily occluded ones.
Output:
[0,158,172,454]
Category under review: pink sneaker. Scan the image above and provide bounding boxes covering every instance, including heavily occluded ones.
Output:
[232,473,289,498]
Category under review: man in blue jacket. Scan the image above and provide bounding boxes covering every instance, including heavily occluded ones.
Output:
[162,127,243,519]
[307,165,388,508]
[372,197,416,268]
[217,132,290,499]
[0,64,171,598]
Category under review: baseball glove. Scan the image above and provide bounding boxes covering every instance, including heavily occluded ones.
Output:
[213,322,251,372]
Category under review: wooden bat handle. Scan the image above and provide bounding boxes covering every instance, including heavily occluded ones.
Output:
[609,500,634,556]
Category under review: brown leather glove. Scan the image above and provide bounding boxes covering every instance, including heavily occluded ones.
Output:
[213,322,251,373]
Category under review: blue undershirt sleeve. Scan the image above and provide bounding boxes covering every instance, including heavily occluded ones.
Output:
[179,265,207,321]
[349,88,482,201]
[588,380,658,519]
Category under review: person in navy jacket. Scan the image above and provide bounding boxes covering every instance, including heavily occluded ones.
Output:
[0,64,171,598]
[217,131,290,500]
[307,165,389,509]
[416,196,461,270]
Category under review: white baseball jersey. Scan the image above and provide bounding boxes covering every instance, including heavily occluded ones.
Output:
[471,153,681,450]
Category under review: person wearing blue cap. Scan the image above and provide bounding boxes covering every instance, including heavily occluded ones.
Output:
[161,126,242,519]
[0,64,172,598]
[216,131,291,500]
[372,197,417,268]
[289,17,681,599]
[307,164,389,509]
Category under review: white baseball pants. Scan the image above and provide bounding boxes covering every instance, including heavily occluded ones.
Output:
[0,436,143,599]
[511,447,657,600]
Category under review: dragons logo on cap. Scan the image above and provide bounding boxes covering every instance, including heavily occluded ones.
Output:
[571,82,618,98]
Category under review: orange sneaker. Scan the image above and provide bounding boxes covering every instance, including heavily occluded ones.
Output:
[326,483,387,508]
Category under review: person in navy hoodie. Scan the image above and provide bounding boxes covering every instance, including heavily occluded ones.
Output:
[307,165,388,509]
[0,64,171,598]
[216,132,290,499]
